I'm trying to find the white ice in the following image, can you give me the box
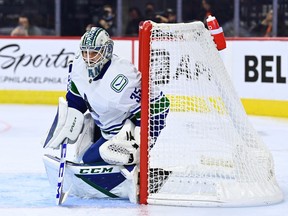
[0,104,287,216]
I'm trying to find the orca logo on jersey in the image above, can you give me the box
[111,74,128,93]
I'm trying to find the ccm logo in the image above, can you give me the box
[70,117,77,132]
[245,55,286,83]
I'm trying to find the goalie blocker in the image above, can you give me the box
[43,97,84,149]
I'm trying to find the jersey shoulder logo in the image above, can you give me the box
[110,74,128,93]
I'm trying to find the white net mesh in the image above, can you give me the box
[146,21,283,206]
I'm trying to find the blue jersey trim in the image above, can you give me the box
[130,105,141,114]
[102,113,134,133]
[66,91,87,113]
[92,60,112,81]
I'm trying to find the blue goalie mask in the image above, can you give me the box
[80,27,114,78]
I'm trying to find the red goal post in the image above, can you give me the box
[138,20,283,207]
[138,21,152,205]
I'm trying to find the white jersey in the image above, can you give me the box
[69,54,141,139]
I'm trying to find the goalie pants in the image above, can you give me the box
[82,125,108,164]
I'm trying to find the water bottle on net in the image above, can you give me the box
[206,15,226,51]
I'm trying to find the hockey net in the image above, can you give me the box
[138,21,283,207]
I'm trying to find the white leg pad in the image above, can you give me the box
[73,113,95,162]
[120,166,139,203]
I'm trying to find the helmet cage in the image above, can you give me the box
[81,46,105,68]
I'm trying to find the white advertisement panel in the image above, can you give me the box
[0,38,77,90]
[0,38,133,91]
[1,37,288,101]
[229,40,288,100]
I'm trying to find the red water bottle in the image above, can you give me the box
[206,15,226,51]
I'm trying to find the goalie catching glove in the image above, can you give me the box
[99,119,140,165]
[43,97,84,149]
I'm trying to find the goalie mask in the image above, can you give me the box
[80,27,114,79]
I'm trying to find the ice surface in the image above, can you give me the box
[0,104,287,216]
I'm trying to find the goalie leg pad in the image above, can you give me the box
[120,165,139,203]
[72,113,96,162]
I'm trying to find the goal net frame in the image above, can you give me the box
[138,20,283,207]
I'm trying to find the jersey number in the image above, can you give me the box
[130,88,141,103]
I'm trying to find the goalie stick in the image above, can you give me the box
[56,138,69,205]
